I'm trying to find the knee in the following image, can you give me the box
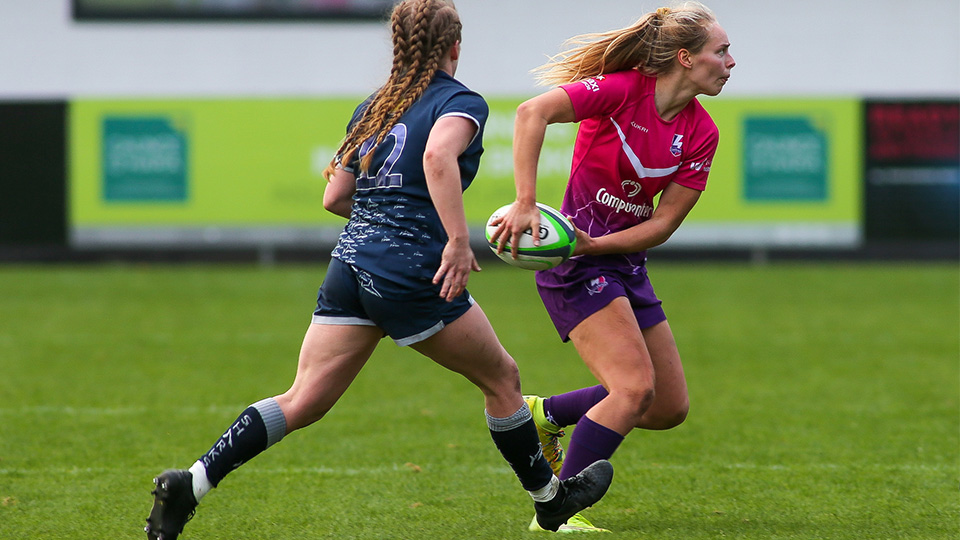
[491,358,522,396]
[609,384,656,423]
[275,392,331,433]
[642,399,689,430]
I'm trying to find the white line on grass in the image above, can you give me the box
[0,463,954,476]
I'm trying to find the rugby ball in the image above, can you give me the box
[484,202,577,270]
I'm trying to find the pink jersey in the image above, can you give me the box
[558,69,719,268]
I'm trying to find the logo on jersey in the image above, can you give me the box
[580,75,605,92]
[670,134,684,157]
[596,188,653,219]
[610,119,680,179]
[621,180,642,197]
[688,158,712,172]
[586,276,608,296]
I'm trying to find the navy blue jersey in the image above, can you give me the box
[331,71,488,296]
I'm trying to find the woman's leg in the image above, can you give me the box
[411,302,524,417]
[411,303,558,493]
[635,320,689,430]
[411,302,615,531]
[199,323,381,490]
[146,323,381,539]
[544,319,688,431]
[568,297,655,435]
[552,298,650,480]
[274,322,383,431]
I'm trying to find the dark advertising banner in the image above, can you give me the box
[864,100,960,241]
[0,102,66,246]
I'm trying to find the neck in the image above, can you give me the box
[653,72,697,122]
[439,57,456,78]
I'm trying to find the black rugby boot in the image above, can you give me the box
[145,469,198,540]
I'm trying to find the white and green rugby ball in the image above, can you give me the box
[484,202,577,271]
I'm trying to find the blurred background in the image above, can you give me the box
[0,0,957,263]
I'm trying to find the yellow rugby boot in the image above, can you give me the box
[524,395,565,476]
[528,511,611,533]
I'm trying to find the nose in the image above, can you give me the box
[727,53,736,69]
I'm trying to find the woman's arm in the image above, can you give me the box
[322,166,357,219]
[575,182,701,256]
[423,115,482,302]
[490,88,576,256]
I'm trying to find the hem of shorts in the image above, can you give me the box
[557,298,666,342]
[556,296,613,343]
[393,293,475,347]
[311,314,377,326]
[394,320,445,347]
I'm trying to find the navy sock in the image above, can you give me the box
[200,398,287,487]
[486,405,556,492]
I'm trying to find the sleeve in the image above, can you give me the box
[672,112,719,192]
[432,88,489,184]
[560,71,640,123]
[438,90,488,136]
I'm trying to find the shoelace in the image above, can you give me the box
[544,429,565,456]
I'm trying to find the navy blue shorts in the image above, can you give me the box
[536,262,666,342]
[313,257,475,347]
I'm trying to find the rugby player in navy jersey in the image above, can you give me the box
[144,2,611,538]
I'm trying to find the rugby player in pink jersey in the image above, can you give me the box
[490,2,735,532]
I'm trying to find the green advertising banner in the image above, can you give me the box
[69,97,861,249]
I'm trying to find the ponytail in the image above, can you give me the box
[533,2,716,86]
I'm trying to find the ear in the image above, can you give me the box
[678,48,693,69]
[450,40,461,61]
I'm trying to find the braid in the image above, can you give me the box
[323,0,461,180]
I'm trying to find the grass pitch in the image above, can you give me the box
[0,261,957,539]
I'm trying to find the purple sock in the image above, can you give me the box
[558,415,624,480]
[543,385,609,428]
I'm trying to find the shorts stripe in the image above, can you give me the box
[394,320,445,347]
[311,314,377,327]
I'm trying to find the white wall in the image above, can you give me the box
[0,0,957,98]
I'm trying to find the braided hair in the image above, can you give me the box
[323,0,462,180]
[533,2,717,86]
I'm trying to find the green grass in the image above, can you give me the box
[0,261,957,539]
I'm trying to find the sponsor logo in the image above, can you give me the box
[596,188,653,219]
[620,180,642,197]
[586,276,608,296]
[631,121,649,133]
[355,268,383,298]
[580,75,605,92]
[688,158,712,172]
[670,134,684,157]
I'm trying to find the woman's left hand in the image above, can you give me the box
[433,237,481,302]
[570,225,594,257]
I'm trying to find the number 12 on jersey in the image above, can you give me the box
[356,123,406,191]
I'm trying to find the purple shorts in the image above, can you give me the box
[535,261,665,342]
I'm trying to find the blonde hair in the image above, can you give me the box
[534,2,717,86]
[323,0,461,180]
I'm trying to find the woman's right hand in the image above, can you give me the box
[488,200,542,260]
